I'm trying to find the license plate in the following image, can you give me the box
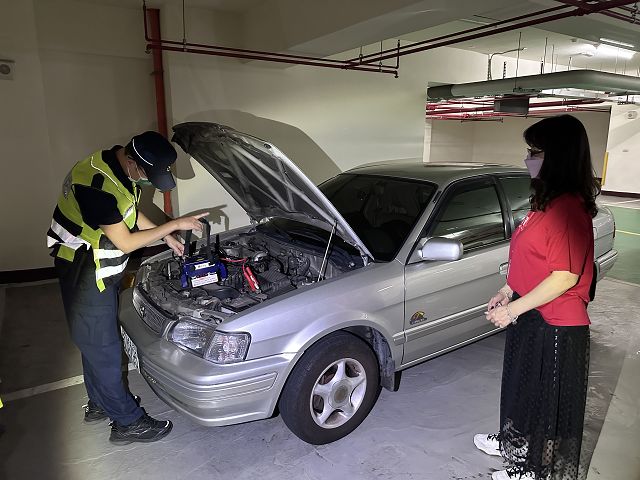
[120,326,140,371]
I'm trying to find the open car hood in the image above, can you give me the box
[172,122,373,260]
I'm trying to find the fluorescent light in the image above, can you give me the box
[600,38,635,49]
[596,43,635,60]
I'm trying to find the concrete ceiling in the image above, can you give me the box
[84,0,640,74]
[79,0,265,13]
[401,20,640,74]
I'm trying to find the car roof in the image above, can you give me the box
[344,160,528,186]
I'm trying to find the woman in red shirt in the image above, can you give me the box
[474,115,599,480]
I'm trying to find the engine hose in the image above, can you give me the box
[242,265,260,292]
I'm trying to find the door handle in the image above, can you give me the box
[499,262,509,275]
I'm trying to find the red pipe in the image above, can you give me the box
[146,7,173,217]
[428,107,609,120]
[140,0,635,79]
[554,0,598,10]
[617,4,638,12]
[357,0,638,65]
[142,3,397,75]
[600,9,640,22]
[426,98,603,116]
[556,0,639,22]
[427,105,609,118]
[145,44,399,75]
[349,5,569,63]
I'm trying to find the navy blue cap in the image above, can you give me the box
[127,131,177,191]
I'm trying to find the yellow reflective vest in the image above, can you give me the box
[47,151,140,291]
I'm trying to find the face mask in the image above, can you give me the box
[127,163,153,187]
[524,152,544,178]
[135,177,153,187]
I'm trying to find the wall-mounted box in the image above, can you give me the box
[0,59,15,80]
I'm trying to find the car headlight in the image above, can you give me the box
[204,331,251,364]
[169,321,214,355]
[135,264,151,288]
[169,322,250,364]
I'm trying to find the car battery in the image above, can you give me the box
[180,219,228,289]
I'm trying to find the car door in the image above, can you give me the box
[498,174,532,231]
[402,176,510,366]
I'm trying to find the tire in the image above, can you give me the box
[279,331,381,445]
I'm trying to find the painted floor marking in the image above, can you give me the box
[2,364,136,403]
[616,230,640,237]
[601,203,640,210]
[601,198,640,205]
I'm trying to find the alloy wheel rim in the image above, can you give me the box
[309,357,367,429]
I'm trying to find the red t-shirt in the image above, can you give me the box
[507,193,594,326]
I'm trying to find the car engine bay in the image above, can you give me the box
[136,226,364,323]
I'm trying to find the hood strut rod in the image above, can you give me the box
[318,221,337,282]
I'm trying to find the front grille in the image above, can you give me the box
[133,288,171,335]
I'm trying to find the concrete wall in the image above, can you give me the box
[0,0,57,271]
[159,4,545,234]
[428,110,612,176]
[603,104,640,195]
[0,0,156,270]
[2,0,617,271]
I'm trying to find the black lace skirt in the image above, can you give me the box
[499,294,590,480]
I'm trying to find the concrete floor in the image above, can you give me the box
[0,198,638,480]
[599,195,640,285]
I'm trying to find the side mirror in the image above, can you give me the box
[418,237,464,261]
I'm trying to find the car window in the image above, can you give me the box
[500,176,532,229]
[429,182,505,250]
[320,174,436,261]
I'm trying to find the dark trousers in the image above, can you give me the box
[56,251,143,426]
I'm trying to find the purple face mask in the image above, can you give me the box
[524,152,544,178]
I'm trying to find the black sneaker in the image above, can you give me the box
[83,395,141,423]
[109,413,173,445]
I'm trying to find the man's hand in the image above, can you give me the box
[101,212,210,255]
[173,212,209,232]
[163,234,184,256]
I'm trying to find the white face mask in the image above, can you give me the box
[524,151,544,178]
[127,163,152,186]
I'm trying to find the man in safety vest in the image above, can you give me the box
[48,131,207,444]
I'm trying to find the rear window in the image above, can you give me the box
[320,174,436,261]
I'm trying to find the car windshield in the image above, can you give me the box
[319,174,437,261]
[256,217,363,265]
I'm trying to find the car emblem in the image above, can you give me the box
[410,311,427,325]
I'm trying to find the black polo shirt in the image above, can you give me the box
[74,146,139,230]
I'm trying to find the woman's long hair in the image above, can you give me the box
[524,114,600,217]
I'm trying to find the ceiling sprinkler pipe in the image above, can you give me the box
[141,1,397,75]
[427,106,609,119]
[425,106,608,117]
[488,47,527,80]
[600,9,640,21]
[426,98,603,115]
[555,0,639,21]
[146,44,398,75]
[350,5,569,64]
[358,0,638,65]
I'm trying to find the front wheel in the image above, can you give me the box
[279,331,381,444]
